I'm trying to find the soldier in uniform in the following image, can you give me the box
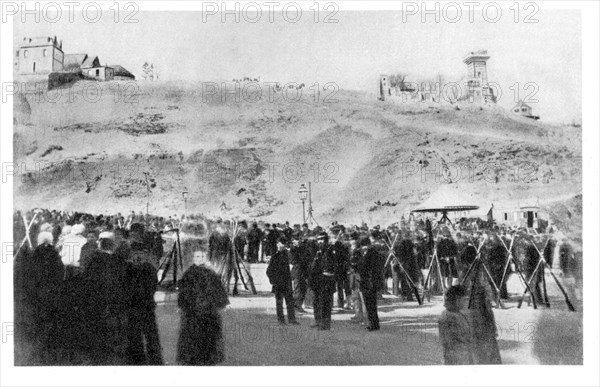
[358,237,383,331]
[329,226,351,309]
[261,223,277,262]
[348,236,366,324]
[289,232,310,313]
[233,222,247,261]
[395,236,421,301]
[124,224,163,365]
[437,233,459,289]
[266,238,299,324]
[246,222,262,263]
[308,232,336,330]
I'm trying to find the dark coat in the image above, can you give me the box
[358,246,384,292]
[233,232,246,257]
[25,244,64,315]
[125,260,157,310]
[394,239,420,282]
[330,241,350,277]
[247,227,262,245]
[437,238,458,258]
[266,250,292,293]
[308,248,325,290]
[84,250,128,315]
[263,229,278,256]
[438,310,473,365]
[177,264,229,366]
[289,242,310,278]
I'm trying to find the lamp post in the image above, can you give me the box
[143,172,150,216]
[182,190,189,213]
[298,184,308,224]
[307,182,314,226]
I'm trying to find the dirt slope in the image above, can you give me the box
[14,81,582,231]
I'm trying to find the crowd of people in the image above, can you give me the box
[12,208,582,365]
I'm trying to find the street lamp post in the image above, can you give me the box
[307,182,314,226]
[143,172,150,216]
[298,184,308,224]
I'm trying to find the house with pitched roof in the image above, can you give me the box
[80,55,114,81]
[512,100,540,120]
[15,36,134,83]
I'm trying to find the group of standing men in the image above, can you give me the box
[264,225,388,332]
[14,222,163,365]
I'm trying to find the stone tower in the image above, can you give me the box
[463,50,489,87]
[379,74,390,101]
[463,50,495,103]
[15,36,64,77]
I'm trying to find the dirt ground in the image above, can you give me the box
[154,264,583,366]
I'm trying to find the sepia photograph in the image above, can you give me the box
[1,1,598,386]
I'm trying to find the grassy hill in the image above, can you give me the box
[14,80,582,233]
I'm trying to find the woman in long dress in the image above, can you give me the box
[177,250,229,365]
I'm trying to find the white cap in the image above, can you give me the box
[71,224,85,235]
[37,231,54,246]
[98,231,115,240]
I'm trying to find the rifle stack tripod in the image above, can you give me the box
[157,228,184,289]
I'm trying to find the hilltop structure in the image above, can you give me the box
[512,100,540,120]
[462,50,496,103]
[14,36,133,83]
[379,49,496,104]
[14,36,64,81]
[490,202,544,229]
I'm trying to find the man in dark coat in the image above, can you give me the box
[266,238,299,324]
[437,236,459,289]
[124,229,163,365]
[262,224,278,262]
[83,232,127,364]
[23,232,65,364]
[523,241,545,305]
[358,238,383,331]
[329,228,351,309]
[233,223,247,261]
[246,222,262,263]
[289,233,310,312]
[308,232,336,330]
[394,238,421,301]
[302,235,319,309]
[483,237,510,300]
[282,222,293,240]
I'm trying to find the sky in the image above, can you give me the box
[13,9,581,123]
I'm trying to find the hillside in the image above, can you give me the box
[14,81,582,233]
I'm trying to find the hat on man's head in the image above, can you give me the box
[330,225,342,234]
[37,231,54,246]
[40,223,53,233]
[277,236,289,246]
[99,231,115,240]
[72,223,85,236]
[369,229,381,240]
[359,237,372,247]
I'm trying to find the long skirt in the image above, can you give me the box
[177,311,224,365]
